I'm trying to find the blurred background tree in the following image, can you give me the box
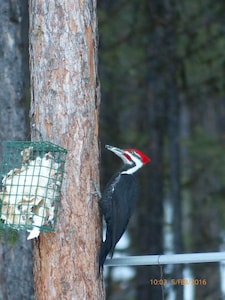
[0,1,34,299]
[98,0,225,299]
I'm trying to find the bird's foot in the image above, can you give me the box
[92,180,102,199]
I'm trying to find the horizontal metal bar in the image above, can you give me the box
[105,252,225,267]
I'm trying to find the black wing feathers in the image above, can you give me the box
[99,173,138,269]
[111,174,137,253]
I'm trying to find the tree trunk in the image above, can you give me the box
[136,1,183,299]
[189,100,222,300]
[0,1,34,299]
[29,1,104,299]
[166,8,184,299]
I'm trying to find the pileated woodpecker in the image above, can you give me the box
[99,145,151,270]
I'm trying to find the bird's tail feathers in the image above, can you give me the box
[99,237,112,272]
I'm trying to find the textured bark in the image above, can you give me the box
[29,1,103,299]
[0,1,34,299]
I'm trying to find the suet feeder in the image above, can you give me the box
[0,141,67,239]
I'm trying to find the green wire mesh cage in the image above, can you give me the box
[0,141,67,240]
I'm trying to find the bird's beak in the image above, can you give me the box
[105,145,124,157]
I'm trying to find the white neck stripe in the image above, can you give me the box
[121,155,143,175]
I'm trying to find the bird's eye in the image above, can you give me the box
[131,151,140,158]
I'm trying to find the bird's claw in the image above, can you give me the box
[92,180,102,199]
